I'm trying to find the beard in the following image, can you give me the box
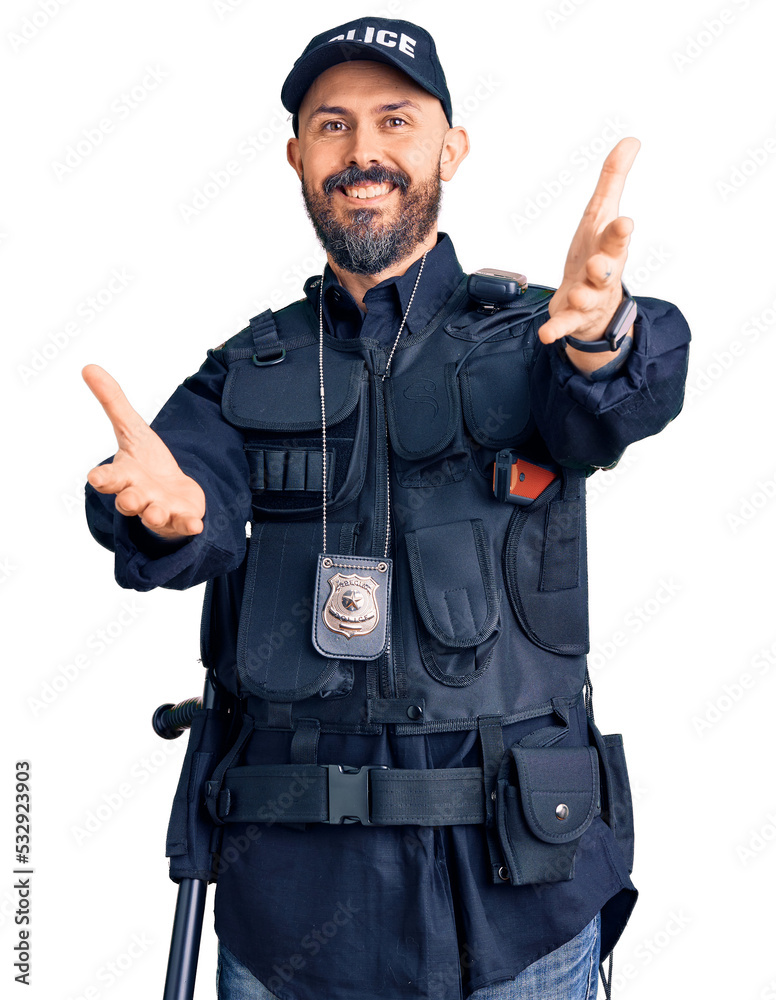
[301,162,443,275]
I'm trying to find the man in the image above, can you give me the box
[83,17,690,1000]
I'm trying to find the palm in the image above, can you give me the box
[83,364,205,539]
[538,137,640,344]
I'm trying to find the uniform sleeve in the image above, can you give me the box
[84,348,253,592]
[529,296,691,470]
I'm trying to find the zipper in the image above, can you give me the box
[370,368,389,557]
[372,352,398,699]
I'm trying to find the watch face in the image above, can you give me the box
[611,298,638,346]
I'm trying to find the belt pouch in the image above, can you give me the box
[588,719,635,873]
[495,744,600,885]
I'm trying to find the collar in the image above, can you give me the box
[303,232,464,341]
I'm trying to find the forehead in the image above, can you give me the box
[299,60,436,117]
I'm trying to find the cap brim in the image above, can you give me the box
[282,41,447,120]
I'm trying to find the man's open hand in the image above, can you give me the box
[83,364,205,540]
[537,137,640,347]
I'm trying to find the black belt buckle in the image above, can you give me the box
[326,764,389,824]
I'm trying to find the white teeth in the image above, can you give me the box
[343,183,393,200]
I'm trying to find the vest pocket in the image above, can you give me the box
[385,361,470,488]
[236,520,356,701]
[502,469,589,654]
[588,720,635,873]
[405,519,501,685]
[495,745,601,885]
[222,352,369,517]
[459,347,533,448]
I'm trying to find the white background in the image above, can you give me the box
[2,0,775,997]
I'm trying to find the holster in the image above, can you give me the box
[165,702,238,883]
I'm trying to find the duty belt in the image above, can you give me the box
[206,763,486,826]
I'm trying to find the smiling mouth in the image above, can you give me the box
[337,182,397,201]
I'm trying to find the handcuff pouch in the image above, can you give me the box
[495,744,600,885]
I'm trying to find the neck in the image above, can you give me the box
[326,230,438,313]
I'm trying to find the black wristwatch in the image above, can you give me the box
[559,284,637,353]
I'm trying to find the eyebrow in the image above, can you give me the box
[307,99,423,121]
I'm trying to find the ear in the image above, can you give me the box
[439,125,470,182]
[287,137,303,181]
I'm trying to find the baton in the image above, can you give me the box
[154,669,221,1000]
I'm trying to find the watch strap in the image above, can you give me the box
[560,284,637,353]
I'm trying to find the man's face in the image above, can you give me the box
[287,61,467,275]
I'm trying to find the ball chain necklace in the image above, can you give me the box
[311,251,428,660]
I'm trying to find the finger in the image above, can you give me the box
[597,215,634,262]
[82,364,148,445]
[87,462,135,495]
[582,137,641,222]
[121,493,203,538]
[171,513,204,537]
[139,502,170,531]
[115,486,153,518]
[566,282,599,312]
[585,252,621,289]
[537,309,591,345]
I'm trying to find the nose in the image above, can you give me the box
[343,124,384,171]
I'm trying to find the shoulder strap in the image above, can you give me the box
[214,308,284,366]
[248,309,283,359]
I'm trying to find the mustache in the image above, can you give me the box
[322,165,410,196]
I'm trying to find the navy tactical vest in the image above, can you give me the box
[172,274,635,894]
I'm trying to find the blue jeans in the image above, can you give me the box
[216,911,601,999]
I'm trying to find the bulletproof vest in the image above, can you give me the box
[202,274,591,734]
[167,273,636,900]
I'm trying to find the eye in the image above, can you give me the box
[385,117,407,128]
[322,120,347,132]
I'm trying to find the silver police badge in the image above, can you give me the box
[323,572,380,638]
[312,554,392,660]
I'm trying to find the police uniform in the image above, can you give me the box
[85,226,690,998]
